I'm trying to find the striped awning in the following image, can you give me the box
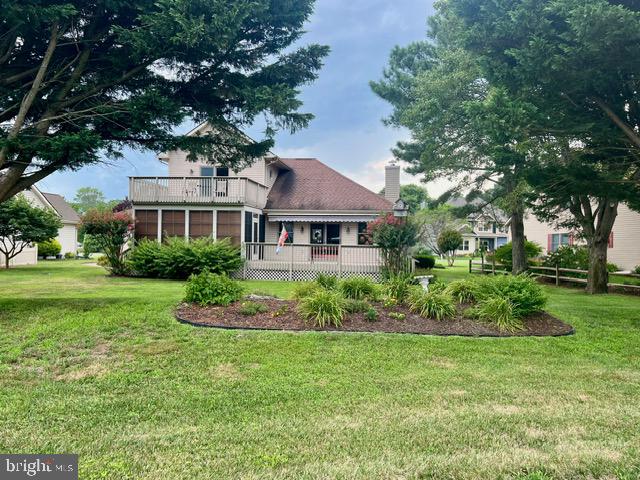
[268,215,378,223]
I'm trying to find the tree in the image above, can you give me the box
[0,1,329,202]
[437,229,463,267]
[371,40,534,275]
[0,195,61,268]
[415,204,465,256]
[367,213,419,277]
[81,210,132,275]
[399,184,431,214]
[71,187,118,215]
[442,0,640,293]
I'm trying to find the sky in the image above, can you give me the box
[38,0,440,202]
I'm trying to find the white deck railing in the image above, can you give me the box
[129,176,268,208]
[241,242,389,281]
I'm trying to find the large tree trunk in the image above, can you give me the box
[510,210,527,275]
[586,238,609,294]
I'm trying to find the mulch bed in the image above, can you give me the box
[175,299,574,338]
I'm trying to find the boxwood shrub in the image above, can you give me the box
[128,237,243,279]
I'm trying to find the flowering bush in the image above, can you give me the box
[81,210,133,275]
[367,213,419,277]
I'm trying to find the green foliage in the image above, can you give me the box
[368,214,419,276]
[82,234,101,255]
[239,301,269,316]
[413,253,436,269]
[388,312,406,321]
[428,281,447,294]
[82,210,132,275]
[493,241,542,268]
[128,237,242,279]
[437,229,463,266]
[475,275,547,318]
[634,266,640,275]
[0,1,329,201]
[184,271,243,306]
[445,279,480,304]
[38,239,61,257]
[399,184,431,214]
[64,252,76,260]
[0,195,62,268]
[292,282,322,300]
[297,290,345,328]
[71,187,119,216]
[471,296,523,333]
[543,246,589,270]
[343,299,370,314]
[364,308,378,322]
[339,276,377,300]
[408,290,456,321]
[384,275,415,303]
[316,273,339,290]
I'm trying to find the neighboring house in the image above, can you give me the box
[128,123,397,279]
[523,203,640,271]
[446,198,510,254]
[0,186,80,267]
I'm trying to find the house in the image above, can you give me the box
[128,123,397,279]
[446,198,510,254]
[522,203,640,271]
[0,186,80,267]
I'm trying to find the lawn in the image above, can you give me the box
[1,261,639,479]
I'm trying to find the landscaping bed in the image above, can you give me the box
[175,299,574,337]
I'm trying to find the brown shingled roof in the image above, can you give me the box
[42,192,81,223]
[265,158,393,211]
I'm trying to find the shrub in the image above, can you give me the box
[292,282,322,300]
[239,301,269,316]
[316,273,339,290]
[384,275,415,303]
[339,276,376,300]
[81,210,132,275]
[64,252,76,259]
[607,263,620,273]
[445,279,480,304]
[475,275,547,317]
[428,280,447,293]
[184,271,243,306]
[343,299,370,314]
[471,296,523,332]
[38,239,61,257]
[298,290,345,328]
[96,255,110,268]
[128,237,242,279]
[389,312,406,320]
[368,213,419,276]
[634,265,640,275]
[365,307,378,322]
[413,253,436,269]
[543,245,588,270]
[492,241,543,268]
[408,290,456,320]
[82,233,102,255]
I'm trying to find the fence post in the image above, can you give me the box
[469,258,472,274]
[492,256,496,275]
[338,245,342,278]
[481,255,485,274]
[289,244,294,281]
[555,264,559,286]
[243,243,247,280]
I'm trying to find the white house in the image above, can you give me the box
[445,198,510,255]
[128,123,398,279]
[0,186,80,267]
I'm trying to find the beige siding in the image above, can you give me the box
[166,149,268,185]
[523,204,640,271]
[0,247,38,267]
[341,223,359,245]
[57,224,78,255]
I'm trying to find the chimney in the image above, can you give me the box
[384,162,401,203]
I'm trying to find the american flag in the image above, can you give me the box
[275,225,289,254]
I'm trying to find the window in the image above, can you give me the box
[357,222,373,245]
[217,211,241,246]
[162,210,185,239]
[134,210,158,241]
[462,240,470,251]
[216,167,229,177]
[278,222,294,244]
[189,211,213,238]
[549,233,570,252]
[200,166,214,177]
[326,224,340,245]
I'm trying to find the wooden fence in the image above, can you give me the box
[469,259,640,291]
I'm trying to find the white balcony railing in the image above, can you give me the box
[129,176,268,208]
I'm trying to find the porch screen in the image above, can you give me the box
[162,210,185,239]
[217,211,241,246]
[134,210,158,241]
[189,211,213,238]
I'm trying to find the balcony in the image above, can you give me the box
[129,176,268,208]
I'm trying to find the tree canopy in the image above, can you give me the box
[0,0,329,202]
[0,195,61,268]
[70,187,118,215]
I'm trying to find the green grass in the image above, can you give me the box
[1,260,640,479]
